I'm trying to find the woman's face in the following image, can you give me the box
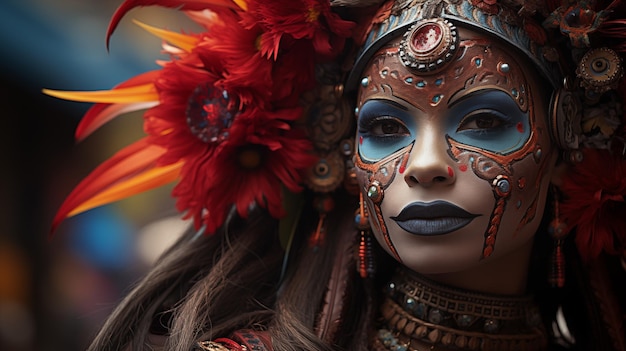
[354,24,557,274]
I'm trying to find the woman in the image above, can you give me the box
[45,0,626,350]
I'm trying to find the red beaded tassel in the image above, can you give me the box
[356,193,375,278]
[548,188,568,288]
[308,195,335,248]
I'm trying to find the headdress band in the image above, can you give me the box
[347,0,561,90]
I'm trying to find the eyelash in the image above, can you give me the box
[456,109,512,133]
[359,115,409,137]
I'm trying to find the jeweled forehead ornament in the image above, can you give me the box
[399,19,458,73]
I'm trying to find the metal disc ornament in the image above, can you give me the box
[399,19,458,74]
[577,47,623,93]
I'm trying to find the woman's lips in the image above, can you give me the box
[390,200,480,236]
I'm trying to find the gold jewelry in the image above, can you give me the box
[195,341,234,351]
[373,267,548,351]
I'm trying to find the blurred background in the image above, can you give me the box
[1,0,200,349]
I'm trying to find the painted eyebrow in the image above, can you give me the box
[448,89,501,108]
[362,98,409,111]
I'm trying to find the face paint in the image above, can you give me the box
[354,23,557,274]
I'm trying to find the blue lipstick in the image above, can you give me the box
[391,201,479,236]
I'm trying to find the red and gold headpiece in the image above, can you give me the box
[47,0,626,262]
[45,0,358,235]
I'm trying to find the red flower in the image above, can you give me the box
[47,0,353,234]
[560,149,626,260]
[243,0,355,59]
[172,108,316,233]
[193,9,274,107]
[145,58,220,165]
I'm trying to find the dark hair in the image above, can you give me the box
[87,191,388,351]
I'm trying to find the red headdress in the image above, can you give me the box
[45,0,358,235]
[46,0,626,264]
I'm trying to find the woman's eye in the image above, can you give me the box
[457,111,505,132]
[369,118,409,136]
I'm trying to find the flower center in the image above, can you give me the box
[238,146,264,169]
[255,34,263,52]
[186,83,239,143]
[306,6,320,23]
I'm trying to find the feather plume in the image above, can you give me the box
[106,0,243,48]
[75,70,161,140]
[50,138,176,234]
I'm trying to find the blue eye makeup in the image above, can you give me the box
[357,90,531,162]
[357,100,416,161]
[446,90,530,154]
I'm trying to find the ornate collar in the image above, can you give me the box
[372,267,547,351]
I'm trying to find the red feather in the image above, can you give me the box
[51,138,167,235]
[106,0,241,48]
[76,70,161,140]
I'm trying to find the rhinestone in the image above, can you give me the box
[416,80,426,88]
[367,181,383,203]
[415,303,427,319]
[456,314,473,328]
[367,186,378,199]
[497,179,510,194]
[405,297,416,310]
[428,309,444,324]
[405,77,414,84]
[361,77,370,87]
[394,345,407,351]
[483,319,500,333]
[186,84,238,143]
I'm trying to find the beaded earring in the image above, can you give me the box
[356,192,375,278]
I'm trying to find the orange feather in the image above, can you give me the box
[51,138,176,234]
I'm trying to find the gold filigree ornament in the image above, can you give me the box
[196,341,233,351]
[304,150,347,193]
[301,79,354,193]
[576,47,624,95]
[302,84,353,152]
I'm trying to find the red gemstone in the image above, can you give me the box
[411,24,442,53]
[186,83,238,143]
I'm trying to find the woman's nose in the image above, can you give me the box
[403,130,456,187]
